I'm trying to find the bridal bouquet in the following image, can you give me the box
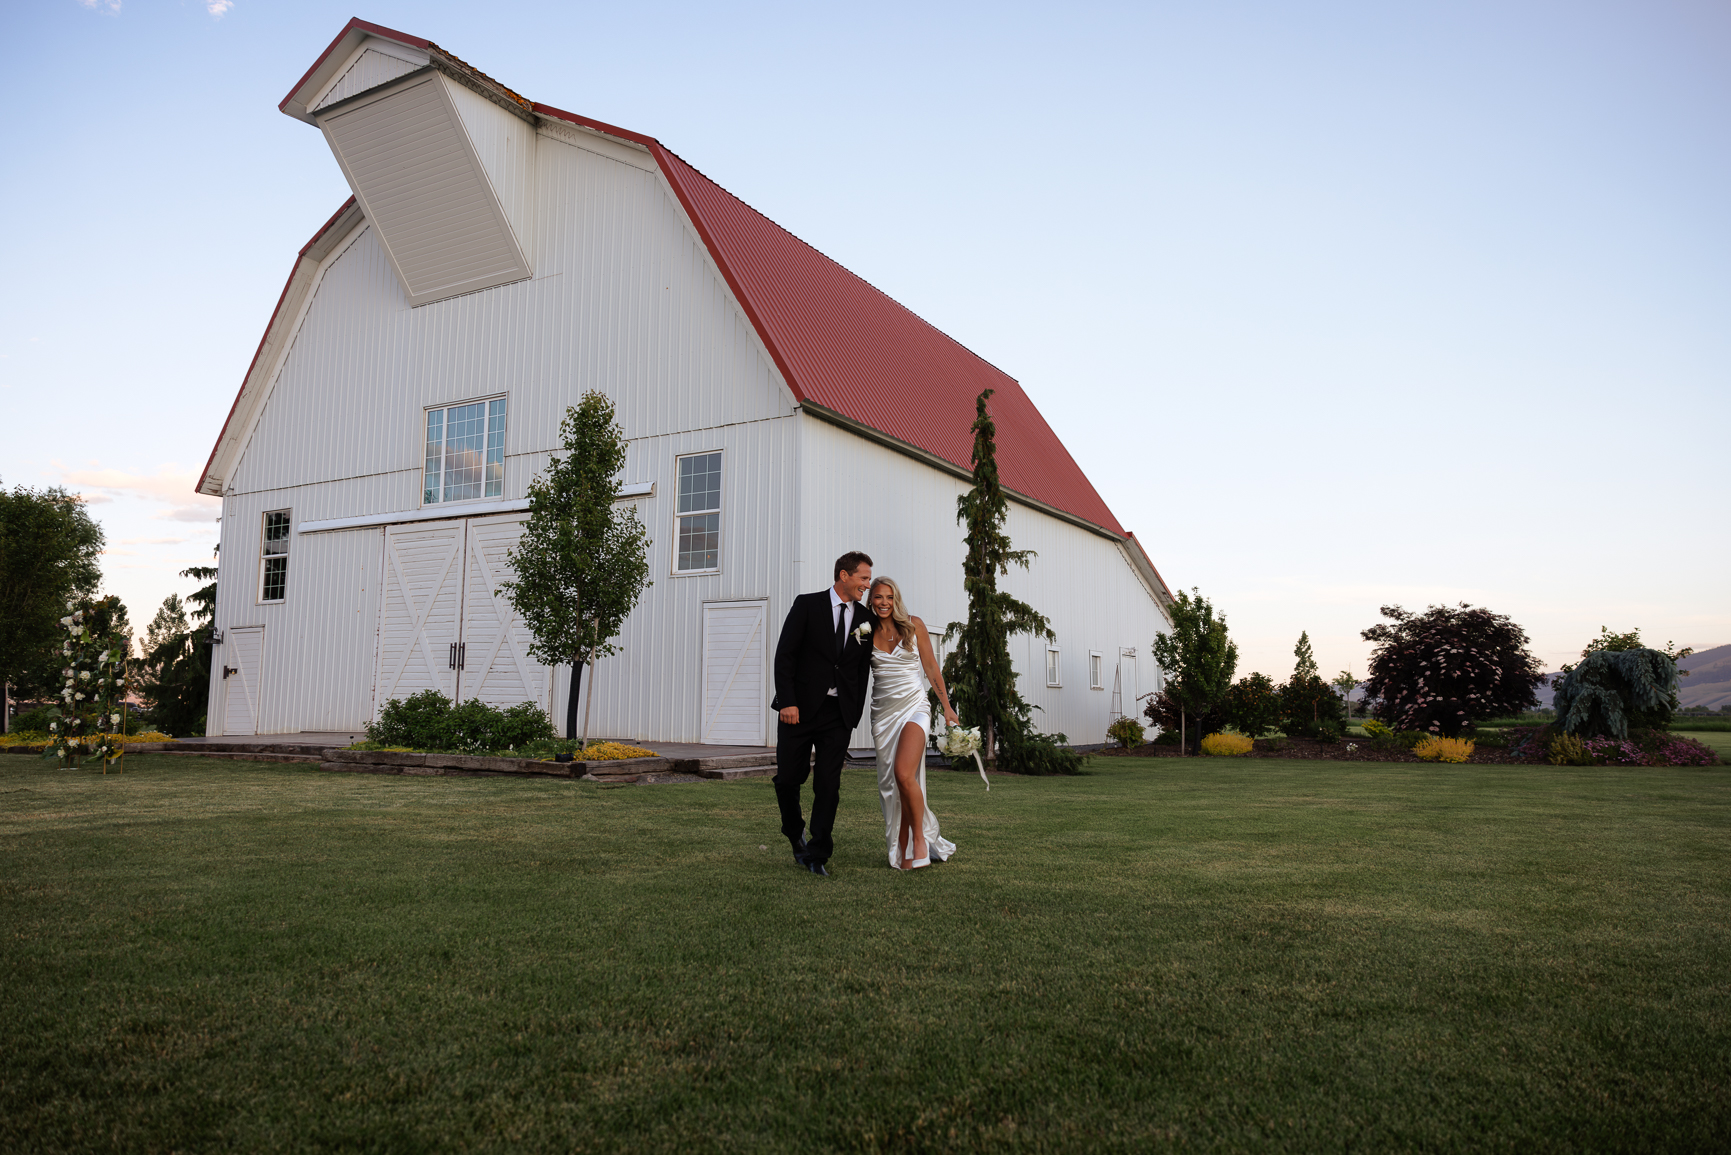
[940,725,989,790]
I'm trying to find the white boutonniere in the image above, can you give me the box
[852,622,872,643]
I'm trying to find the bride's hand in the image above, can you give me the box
[944,706,959,726]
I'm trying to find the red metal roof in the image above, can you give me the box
[254,28,1128,537]
[644,143,1124,536]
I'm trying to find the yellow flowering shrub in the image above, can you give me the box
[1414,736,1474,763]
[579,742,658,762]
[0,730,171,748]
[1361,719,1392,738]
[1200,733,1254,757]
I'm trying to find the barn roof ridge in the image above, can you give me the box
[211,18,1140,549]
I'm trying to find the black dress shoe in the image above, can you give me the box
[804,859,830,877]
[789,833,809,864]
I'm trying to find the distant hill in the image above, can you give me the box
[1679,643,1731,710]
[1532,643,1731,712]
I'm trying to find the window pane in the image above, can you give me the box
[677,452,721,514]
[1047,650,1060,685]
[484,398,507,498]
[262,556,287,602]
[263,510,291,555]
[676,512,719,571]
[423,409,444,503]
[442,401,486,503]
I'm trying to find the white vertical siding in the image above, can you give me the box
[797,418,1168,749]
[311,46,426,112]
[445,80,537,260]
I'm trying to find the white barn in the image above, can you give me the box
[197,18,1174,748]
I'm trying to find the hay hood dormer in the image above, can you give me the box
[281,19,536,306]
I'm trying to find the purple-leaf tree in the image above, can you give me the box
[1361,603,1546,737]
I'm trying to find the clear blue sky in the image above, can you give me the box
[1,0,1725,680]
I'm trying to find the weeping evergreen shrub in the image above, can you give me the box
[1552,648,1678,739]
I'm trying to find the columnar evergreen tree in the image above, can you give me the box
[1292,632,1318,680]
[500,393,652,743]
[942,388,1073,772]
[0,481,104,730]
[1279,630,1344,738]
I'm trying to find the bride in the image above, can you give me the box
[865,577,959,870]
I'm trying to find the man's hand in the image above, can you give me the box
[779,706,800,726]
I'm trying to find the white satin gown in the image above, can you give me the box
[869,638,957,867]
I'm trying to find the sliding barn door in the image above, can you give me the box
[701,600,767,746]
[375,520,465,709]
[458,514,553,713]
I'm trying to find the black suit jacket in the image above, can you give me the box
[772,591,874,730]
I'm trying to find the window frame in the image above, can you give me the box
[1045,646,1062,688]
[421,392,508,508]
[672,449,724,576]
[1089,650,1104,690]
[258,508,291,605]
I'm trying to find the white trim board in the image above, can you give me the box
[297,483,654,535]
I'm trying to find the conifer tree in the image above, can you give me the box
[941,388,1061,768]
[1293,631,1318,680]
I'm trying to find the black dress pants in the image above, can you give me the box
[774,697,850,864]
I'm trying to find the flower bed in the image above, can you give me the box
[1097,725,1719,767]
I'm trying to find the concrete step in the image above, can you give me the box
[672,752,776,772]
[694,763,777,781]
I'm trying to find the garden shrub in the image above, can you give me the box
[1315,721,1342,743]
[1361,719,1392,739]
[575,742,657,761]
[1360,603,1546,737]
[366,691,555,752]
[1415,736,1474,763]
[1280,673,1345,740]
[1106,716,1145,749]
[11,705,57,732]
[1200,733,1253,757]
[1393,730,1429,750]
[1547,733,1593,766]
[1552,648,1679,739]
[1151,727,1180,746]
[1222,673,1282,740]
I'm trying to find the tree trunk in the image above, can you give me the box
[565,656,584,740]
[2,682,8,734]
[579,642,599,752]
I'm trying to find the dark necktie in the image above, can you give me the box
[834,601,848,658]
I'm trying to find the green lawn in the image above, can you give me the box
[3,755,1728,1152]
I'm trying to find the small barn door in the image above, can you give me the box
[701,600,767,746]
[222,627,265,736]
[459,514,552,713]
[376,521,465,708]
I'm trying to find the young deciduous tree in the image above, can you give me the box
[1147,589,1238,753]
[0,482,104,730]
[1361,603,1545,737]
[941,389,1076,773]
[500,393,651,745]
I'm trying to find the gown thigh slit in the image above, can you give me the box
[870,639,957,867]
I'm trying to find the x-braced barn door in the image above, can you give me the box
[221,626,264,735]
[374,516,551,720]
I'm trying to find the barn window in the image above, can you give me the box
[259,509,291,603]
[1089,651,1104,690]
[1046,646,1062,688]
[674,451,722,573]
[423,396,506,504]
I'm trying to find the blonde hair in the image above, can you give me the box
[867,577,917,648]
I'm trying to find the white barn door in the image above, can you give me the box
[701,600,767,746]
[222,626,265,736]
[460,514,552,713]
[376,521,465,708]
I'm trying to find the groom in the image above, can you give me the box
[771,551,875,877]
